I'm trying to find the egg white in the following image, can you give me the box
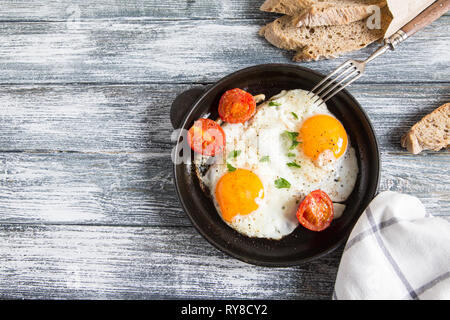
[198,89,358,240]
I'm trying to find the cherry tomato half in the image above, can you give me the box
[218,88,256,123]
[296,190,334,232]
[187,118,226,156]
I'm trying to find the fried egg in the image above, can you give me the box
[198,89,358,240]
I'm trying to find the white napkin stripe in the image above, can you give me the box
[334,212,404,300]
[366,206,419,300]
[334,192,450,299]
[408,271,450,299]
[333,211,417,301]
[334,271,450,301]
[344,216,401,252]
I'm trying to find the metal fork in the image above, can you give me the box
[308,30,408,105]
[308,0,450,105]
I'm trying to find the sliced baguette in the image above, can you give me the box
[401,103,450,154]
[259,13,387,61]
[260,0,385,22]
[292,2,386,27]
[260,0,316,16]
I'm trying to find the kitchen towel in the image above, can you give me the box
[333,191,450,299]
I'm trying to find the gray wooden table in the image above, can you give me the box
[0,1,448,300]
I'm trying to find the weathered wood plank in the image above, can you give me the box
[0,150,448,226]
[0,0,276,21]
[1,0,448,21]
[0,18,448,84]
[0,84,165,153]
[0,152,187,226]
[0,224,341,299]
[379,153,450,215]
[0,83,448,153]
[354,84,450,153]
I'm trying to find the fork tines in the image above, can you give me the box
[309,60,363,105]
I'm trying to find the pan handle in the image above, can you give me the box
[170,87,207,129]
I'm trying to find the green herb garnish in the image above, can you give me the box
[289,141,301,150]
[287,161,301,168]
[260,155,270,162]
[284,131,301,150]
[284,131,299,141]
[228,150,241,159]
[291,112,299,119]
[287,152,296,157]
[274,177,291,189]
[269,101,282,107]
[227,163,236,172]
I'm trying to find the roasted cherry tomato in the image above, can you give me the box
[187,118,226,156]
[218,88,256,123]
[296,190,334,232]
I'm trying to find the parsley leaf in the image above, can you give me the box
[287,161,301,168]
[284,131,299,141]
[284,131,301,150]
[274,177,291,189]
[289,140,301,150]
[291,112,299,119]
[269,101,282,107]
[260,155,270,162]
[227,163,236,172]
[228,150,241,159]
[287,152,296,157]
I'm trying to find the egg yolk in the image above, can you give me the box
[299,114,348,162]
[215,169,264,223]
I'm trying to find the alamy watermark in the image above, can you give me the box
[366,5,382,30]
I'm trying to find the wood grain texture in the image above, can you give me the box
[0,152,185,226]
[0,0,276,21]
[0,150,449,226]
[0,224,342,299]
[0,83,448,153]
[1,0,448,22]
[0,17,448,85]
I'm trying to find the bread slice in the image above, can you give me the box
[260,0,316,15]
[292,2,386,27]
[401,103,450,154]
[260,0,385,26]
[259,13,387,61]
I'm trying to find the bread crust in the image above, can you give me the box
[293,2,386,27]
[260,0,316,15]
[401,103,450,154]
[259,14,385,61]
[260,0,385,16]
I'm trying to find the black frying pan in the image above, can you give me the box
[171,64,380,267]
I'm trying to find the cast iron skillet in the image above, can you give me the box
[171,64,380,267]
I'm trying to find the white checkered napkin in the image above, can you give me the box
[333,191,450,300]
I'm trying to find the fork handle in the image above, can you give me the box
[401,0,449,38]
